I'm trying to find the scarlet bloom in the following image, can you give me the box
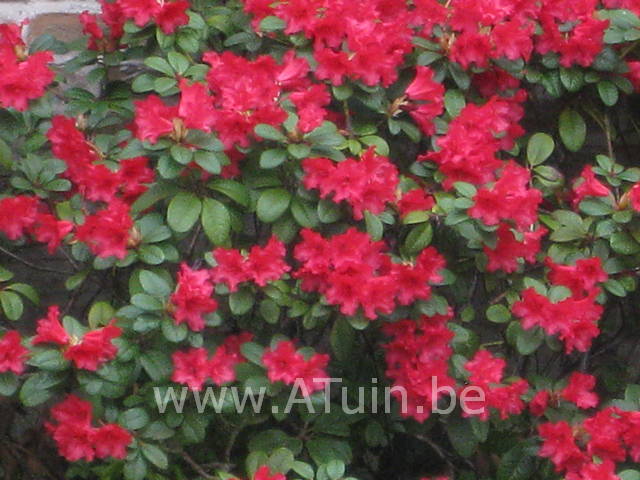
[403,66,445,135]
[0,23,55,111]
[31,213,74,254]
[254,465,286,480]
[75,200,133,259]
[262,340,329,395]
[116,0,189,34]
[172,347,210,391]
[0,330,28,375]
[538,421,586,473]
[32,305,69,346]
[302,148,399,220]
[46,394,132,462]
[171,263,218,331]
[210,236,290,291]
[484,224,547,273]
[64,321,122,371]
[545,256,608,297]
[561,372,599,409]
[571,166,610,208]
[133,78,217,143]
[92,424,133,459]
[529,390,551,417]
[0,195,39,241]
[397,189,435,218]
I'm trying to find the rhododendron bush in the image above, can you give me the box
[3,0,640,478]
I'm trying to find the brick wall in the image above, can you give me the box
[0,0,98,42]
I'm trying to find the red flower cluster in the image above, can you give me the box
[49,116,154,203]
[80,0,125,51]
[571,166,611,209]
[484,223,547,273]
[210,235,290,292]
[244,0,414,87]
[115,0,189,34]
[75,200,134,259]
[302,148,399,220]
[536,0,609,67]
[513,256,608,353]
[0,195,73,253]
[293,228,445,319]
[402,66,445,135]
[46,394,132,462]
[0,330,28,375]
[469,161,542,229]
[460,349,529,421]
[170,263,218,331]
[530,371,599,416]
[231,465,286,480]
[420,93,526,189]
[0,23,55,111]
[134,78,217,144]
[172,332,253,390]
[262,340,329,396]
[539,407,640,479]
[397,188,435,218]
[33,305,121,370]
[382,310,455,422]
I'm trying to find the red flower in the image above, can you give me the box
[246,236,291,287]
[397,189,435,218]
[538,421,586,473]
[529,390,551,416]
[170,263,218,331]
[209,332,253,385]
[465,349,505,385]
[33,305,69,346]
[172,347,210,390]
[32,213,74,254]
[64,322,121,371]
[75,200,133,259]
[0,195,39,241]
[210,236,290,291]
[484,224,547,273]
[571,166,610,208]
[262,340,329,395]
[561,372,599,409]
[0,330,28,375]
[254,465,286,480]
[289,84,331,133]
[92,424,133,459]
[302,148,399,220]
[47,394,132,462]
[546,256,608,297]
[403,66,445,135]
[0,23,55,110]
[116,0,189,34]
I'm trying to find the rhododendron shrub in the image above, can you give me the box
[2,0,640,479]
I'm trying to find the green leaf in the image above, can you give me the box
[497,445,536,480]
[88,301,115,329]
[267,447,295,474]
[559,68,584,92]
[167,192,202,233]
[208,179,250,207]
[620,471,640,480]
[6,283,39,304]
[20,372,61,406]
[167,51,189,74]
[306,437,352,466]
[486,304,511,323]
[144,56,174,76]
[257,188,291,223]
[330,317,355,363]
[0,291,23,321]
[259,15,286,31]
[404,222,433,253]
[202,198,231,245]
[610,231,640,255]
[0,372,19,396]
[140,351,173,381]
[446,416,478,458]
[291,199,320,229]
[0,137,12,169]
[598,80,619,106]
[140,270,172,297]
[364,211,384,241]
[260,149,288,169]
[255,124,287,142]
[161,317,188,342]
[170,144,193,165]
[194,150,222,174]
[558,108,586,152]
[119,407,150,430]
[444,89,466,117]
[124,454,147,480]
[230,289,254,315]
[527,133,555,166]
[141,443,168,469]
[240,342,265,365]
